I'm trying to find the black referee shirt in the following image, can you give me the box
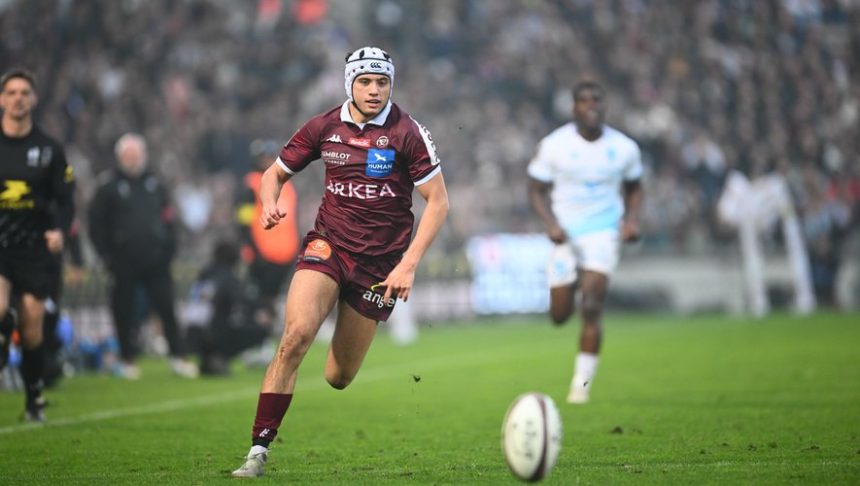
[0,125,74,250]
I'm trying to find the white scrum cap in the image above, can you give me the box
[344,46,394,101]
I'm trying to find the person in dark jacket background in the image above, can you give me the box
[88,133,197,379]
[186,239,271,376]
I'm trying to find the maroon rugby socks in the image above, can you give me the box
[251,392,293,447]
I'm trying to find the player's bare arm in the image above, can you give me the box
[528,177,566,243]
[379,173,449,303]
[258,162,293,230]
[621,179,643,242]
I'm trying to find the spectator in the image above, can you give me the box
[88,133,198,379]
[186,240,270,376]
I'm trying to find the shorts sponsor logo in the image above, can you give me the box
[365,149,395,177]
[348,137,371,148]
[362,290,395,309]
[375,136,389,148]
[303,239,332,262]
[326,181,396,199]
[322,150,351,166]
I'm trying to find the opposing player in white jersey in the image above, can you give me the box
[528,81,643,404]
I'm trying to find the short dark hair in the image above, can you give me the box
[573,80,604,100]
[1,68,37,92]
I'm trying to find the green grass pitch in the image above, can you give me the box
[1,313,858,484]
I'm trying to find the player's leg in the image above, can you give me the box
[565,230,618,404]
[324,301,378,389]
[42,260,65,388]
[549,284,577,325]
[567,270,609,404]
[233,269,339,478]
[261,269,339,393]
[0,276,13,372]
[18,292,47,421]
[578,270,609,353]
[41,297,63,387]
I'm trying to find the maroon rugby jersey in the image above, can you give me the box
[277,101,442,256]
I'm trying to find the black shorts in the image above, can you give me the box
[0,248,60,299]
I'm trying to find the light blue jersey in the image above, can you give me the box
[527,123,642,237]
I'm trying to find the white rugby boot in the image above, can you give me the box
[566,375,591,404]
[232,446,268,478]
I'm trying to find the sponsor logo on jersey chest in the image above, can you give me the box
[365,149,395,177]
[322,150,351,166]
[348,137,371,148]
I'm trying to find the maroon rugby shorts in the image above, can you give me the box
[295,232,401,322]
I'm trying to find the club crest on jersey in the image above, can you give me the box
[348,137,371,148]
[40,146,53,167]
[365,149,395,177]
[375,136,389,148]
[27,147,40,167]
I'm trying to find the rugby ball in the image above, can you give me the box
[501,393,562,482]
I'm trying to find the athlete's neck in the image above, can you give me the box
[577,126,602,142]
[1,116,33,138]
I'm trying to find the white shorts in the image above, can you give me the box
[569,229,620,276]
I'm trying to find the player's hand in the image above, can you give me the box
[621,219,641,243]
[259,204,286,230]
[44,229,64,254]
[377,263,416,303]
[547,224,567,244]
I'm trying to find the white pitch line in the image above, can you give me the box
[0,351,504,436]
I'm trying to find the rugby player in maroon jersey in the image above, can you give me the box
[233,47,449,478]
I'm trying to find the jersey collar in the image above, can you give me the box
[340,100,392,128]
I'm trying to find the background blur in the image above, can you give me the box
[2,0,858,325]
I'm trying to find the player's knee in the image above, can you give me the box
[580,295,603,322]
[324,370,354,390]
[20,325,43,348]
[275,330,312,363]
[550,309,572,326]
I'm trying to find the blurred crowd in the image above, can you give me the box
[1,0,858,286]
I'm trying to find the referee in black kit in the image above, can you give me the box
[0,69,75,422]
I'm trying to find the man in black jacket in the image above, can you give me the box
[88,133,197,379]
